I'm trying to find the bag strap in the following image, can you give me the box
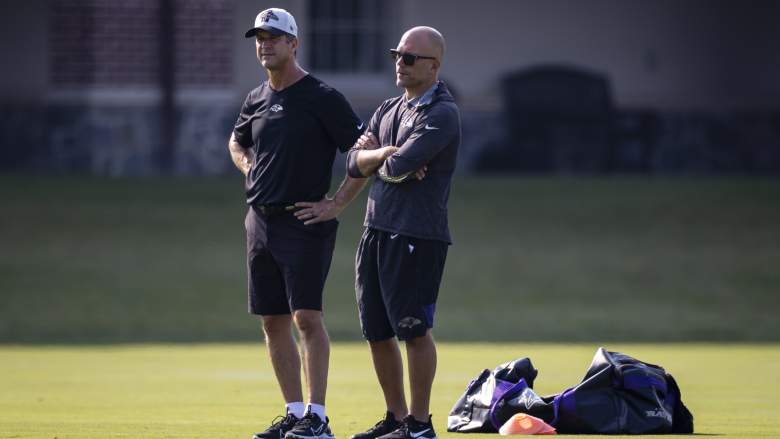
[487,378,529,430]
[549,387,575,427]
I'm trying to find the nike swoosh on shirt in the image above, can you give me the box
[424,124,439,130]
[390,233,399,240]
[410,428,431,438]
[357,122,365,130]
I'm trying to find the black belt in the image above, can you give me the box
[253,204,297,217]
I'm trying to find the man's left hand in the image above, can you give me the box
[414,165,428,180]
[292,197,342,225]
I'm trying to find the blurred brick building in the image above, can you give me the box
[1,0,778,174]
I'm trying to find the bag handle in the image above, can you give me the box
[488,378,529,430]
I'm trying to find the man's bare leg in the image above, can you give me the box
[293,310,330,406]
[406,330,437,422]
[369,338,409,420]
[262,314,304,404]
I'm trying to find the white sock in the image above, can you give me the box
[306,403,326,422]
[286,402,305,418]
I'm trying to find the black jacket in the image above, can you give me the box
[347,81,461,243]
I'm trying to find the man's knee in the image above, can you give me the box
[404,329,434,347]
[368,336,396,350]
[262,314,292,338]
[293,310,324,335]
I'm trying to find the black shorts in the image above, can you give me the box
[245,206,338,315]
[355,227,448,341]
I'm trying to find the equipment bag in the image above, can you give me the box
[446,357,539,432]
[447,347,694,434]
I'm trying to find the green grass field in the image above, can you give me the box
[1,343,779,438]
[1,176,779,437]
[1,175,779,342]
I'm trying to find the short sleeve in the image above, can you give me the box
[317,88,364,152]
[233,91,254,148]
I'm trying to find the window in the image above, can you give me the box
[307,0,388,73]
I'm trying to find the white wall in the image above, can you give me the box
[404,0,780,111]
[3,0,777,112]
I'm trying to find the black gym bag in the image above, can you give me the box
[447,347,694,434]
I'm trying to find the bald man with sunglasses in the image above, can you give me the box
[346,27,461,439]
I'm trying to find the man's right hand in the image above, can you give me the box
[228,133,254,176]
[355,132,380,150]
[241,151,254,176]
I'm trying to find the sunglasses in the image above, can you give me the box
[389,49,436,66]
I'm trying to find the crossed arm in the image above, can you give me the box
[295,133,426,225]
[347,132,426,181]
[225,131,422,226]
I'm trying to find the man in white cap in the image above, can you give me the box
[228,7,368,439]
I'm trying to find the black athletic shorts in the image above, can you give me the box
[355,227,448,341]
[244,206,338,315]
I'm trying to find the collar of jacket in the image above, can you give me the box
[405,80,455,109]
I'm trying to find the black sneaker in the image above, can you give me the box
[377,415,437,439]
[351,412,403,439]
[285,412,335,439]
[253,413,300,439]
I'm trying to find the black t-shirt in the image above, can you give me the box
[233,74,363,206]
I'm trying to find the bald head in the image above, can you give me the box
[401,26,445,61]
[394,26,446,97]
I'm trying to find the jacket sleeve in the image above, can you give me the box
[377,105,458,183]
[346,148,364,178]
[346,105,383,178]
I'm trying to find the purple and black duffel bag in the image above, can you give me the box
[447,347,694,434]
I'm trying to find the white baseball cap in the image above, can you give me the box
[244,8,298,38]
